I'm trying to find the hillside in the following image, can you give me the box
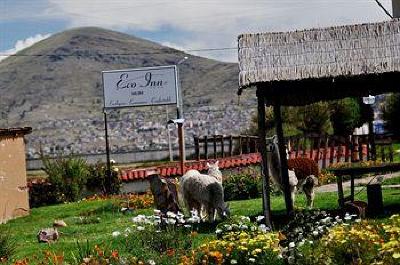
[0,27,256,158]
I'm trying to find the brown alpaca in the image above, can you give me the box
[288,158,319,208]
[266,136,319,208]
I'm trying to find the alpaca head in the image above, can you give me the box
[217,202,230,220]
[207,161,222,181]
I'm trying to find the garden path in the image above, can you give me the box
[316,171,400,193]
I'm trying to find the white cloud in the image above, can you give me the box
[45,0,392,62]
[0,33,51,62]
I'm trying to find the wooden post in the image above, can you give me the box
[220,135,224,158]
[273,99,293,215]
[322,136,328,169]
[329,138,335,166]
[393,0,400,18]
[337,174,345,208]
[257,89,272,228]
[350,174,355,202]
[229,136,233,157]
[204,136,208,160]
[238,135,243,155]
[213,135,217,159]
[194,136,200,161]
[103,111,112,194]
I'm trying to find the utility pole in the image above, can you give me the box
[176,56,188,175]
[393,0,400,18]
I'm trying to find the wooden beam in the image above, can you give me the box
[256,88,272,228]
[273,99,294,215]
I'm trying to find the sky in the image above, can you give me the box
[0,0,394,62]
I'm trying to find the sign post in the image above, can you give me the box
[102,65,181,190]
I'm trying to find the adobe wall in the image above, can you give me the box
[0,136,29,223]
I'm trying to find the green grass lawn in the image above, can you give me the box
[383,175,400,185]
[2,189,399,263]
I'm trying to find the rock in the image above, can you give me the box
[53,219,67,227]
[37,228,60,243]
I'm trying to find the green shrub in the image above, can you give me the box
[42,155,90,202]
[0,227,15,263]
[28,181,58,208]
[224,167,262,201]
[86,161,121,195]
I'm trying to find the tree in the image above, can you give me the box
[329,98,362,136]
[383,93,400,136]
[298,102,332,135]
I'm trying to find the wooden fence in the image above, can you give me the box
[193,134,395,168]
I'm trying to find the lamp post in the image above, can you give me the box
[363,95,376,161]
[176,56,188,174]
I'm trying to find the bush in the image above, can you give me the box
[86,161,121,195]
[224,167,262,201]
[42,155,90,202]
[0,227,15,263]
[28,181,58,208]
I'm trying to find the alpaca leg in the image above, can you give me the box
[305,189,315,209]
[290,186,297,209]
[207,206,216,222]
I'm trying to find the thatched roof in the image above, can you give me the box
[238,19,400,106]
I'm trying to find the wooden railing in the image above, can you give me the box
[193,135,258,160]
[193,134,395,168]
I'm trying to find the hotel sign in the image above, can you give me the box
[102,65,178,109]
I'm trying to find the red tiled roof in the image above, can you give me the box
[120,153,262,182]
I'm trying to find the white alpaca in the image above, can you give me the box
[180,171,229,222]
[266,136,318,208]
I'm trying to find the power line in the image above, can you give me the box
[374,0,393,18]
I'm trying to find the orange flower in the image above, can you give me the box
[166,248,176,257]
[111,250,119,259]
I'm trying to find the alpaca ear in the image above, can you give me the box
[215,161,219,167]
[206,162,210,168]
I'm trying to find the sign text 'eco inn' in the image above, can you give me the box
[102,66,178,109]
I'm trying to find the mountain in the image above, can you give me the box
[0,27,256,159]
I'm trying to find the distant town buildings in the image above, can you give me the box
[25,104,257,159]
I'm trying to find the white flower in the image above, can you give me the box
[167,211,176,218]
[137,226,145,231]
[124,228,131,234]
[177,211,184,218]
[289,242,295,248]
[256,216,265,222]
[147,259,156,265]
[121,207,128,212]
[240,216,250,222]
[190,209,199,217]
[298,240,305,247]
[154,209,161,215]
[132,215,147,224]
[355,219,361,223]
[230,259,238,264]
[215,229,222,234]
[278,254,283,259]
[184,224,191,228]
[224,225,232,231]
[112,231,121,237]
[258,224,269,233]
[308,240,313,244]
[248,258,256,263]
[344,215,352,221]
[166,218,176,225]
[312,231,319,236]
[240,225,248,230]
